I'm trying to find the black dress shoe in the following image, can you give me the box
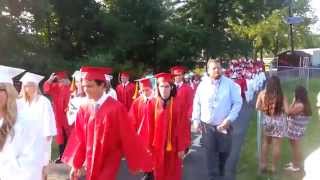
[54,158,62,164]
[141,172,154,180]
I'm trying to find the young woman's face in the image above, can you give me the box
[23,82,37,96]
[0,89,8,110]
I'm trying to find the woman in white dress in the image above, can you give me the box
[0,67,44,180]
[17,72,57,180]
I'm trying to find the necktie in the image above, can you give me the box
[94,103,100,113]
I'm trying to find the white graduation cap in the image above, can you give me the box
[72,70,82,81]
[0,65,26,84]
[20,72,45,85]
[105,74,113,82]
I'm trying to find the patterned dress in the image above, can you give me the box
[262,114,287,138]
[286,115,310,140]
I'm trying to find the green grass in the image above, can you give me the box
[237,78,320,180]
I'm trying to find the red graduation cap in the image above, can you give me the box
[170,66,187,76]
[120,71,130,78]
[55,71,68,79]
[135,77,152,88]
[154,73,172,83]
[80,66,112,81]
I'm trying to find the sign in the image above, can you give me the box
[285,16,304,25]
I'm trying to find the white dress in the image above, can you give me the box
[0,114,44,180]
[17,95,57,166]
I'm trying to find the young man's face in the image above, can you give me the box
[82,80,105,101]
[208,62,222,80]
[158,81,171,100]
[121,76,129,84]
[141,86,153,98]
[174,73,184,84]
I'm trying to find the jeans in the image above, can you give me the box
[201,122,232,180]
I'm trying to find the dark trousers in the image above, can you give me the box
[201,122,232,180]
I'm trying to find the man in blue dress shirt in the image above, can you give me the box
[192,59,243,180]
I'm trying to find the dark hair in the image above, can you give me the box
[157,82,177,98]
[263,76,284,116]
[294,85,312,116]
[94,80,107,87]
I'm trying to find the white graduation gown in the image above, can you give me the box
[304,147,320,180]
[0,115,44,180]
[107,88,117,100]
[67,95,87,125]
[17,95,57,166]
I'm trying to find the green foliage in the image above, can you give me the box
[0,0,318,74]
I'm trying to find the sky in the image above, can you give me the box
[310,0,320,34]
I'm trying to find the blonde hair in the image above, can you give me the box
[0,83,18,151]
[18,82,41,104]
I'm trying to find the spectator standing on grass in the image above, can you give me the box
[284,86,312,172]
[256,76,289,173]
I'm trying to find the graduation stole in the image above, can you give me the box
[153,97,173,151]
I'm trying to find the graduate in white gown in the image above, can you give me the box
[0,66,44,180]
[67,70,87,126]
[105,74,117,100]
[17,72,57,180]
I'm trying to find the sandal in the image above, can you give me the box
[284,165,301,172]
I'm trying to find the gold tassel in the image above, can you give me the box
[70,77,76,92]
[132,82,139,99]
[166,97,173,151]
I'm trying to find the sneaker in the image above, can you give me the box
[284,165,300,172]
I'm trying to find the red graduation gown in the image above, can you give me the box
[43,81,71,144]
[62,97,153,180]
[175,83,193,149]
[129,96,155,149]
[235,77,247,99]
[116,82,136,110]
[151,97,190,180]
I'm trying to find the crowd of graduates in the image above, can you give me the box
[0,59,267,180]
[8,58,320,180]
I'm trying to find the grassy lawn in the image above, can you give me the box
[237,78,320,180]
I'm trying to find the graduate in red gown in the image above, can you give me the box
[234,74,247,100]
[150,73,190,180]
[116,72,136,110]
[62,66,153,180]
[170,66,193,151]
[129,77,155,145]
[129,77,155,180]
[43,71,71,163]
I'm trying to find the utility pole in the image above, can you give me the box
[289,0,294,54]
